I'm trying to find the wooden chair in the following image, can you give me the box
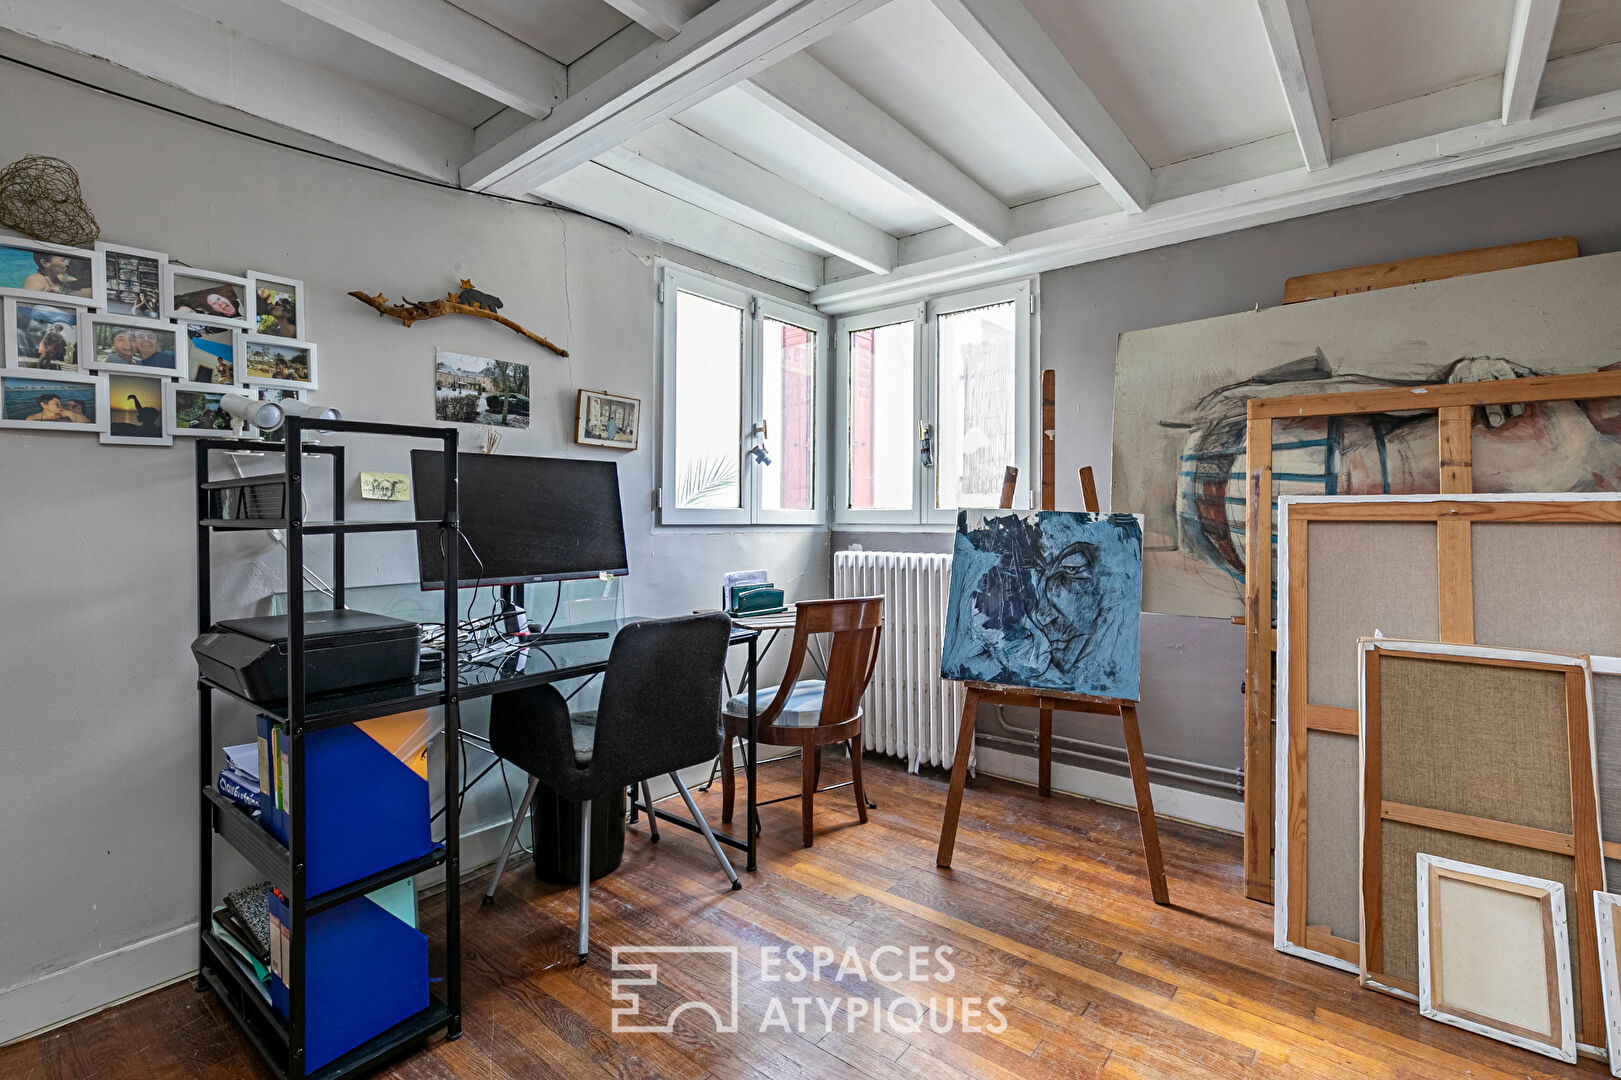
[720,596,883,847]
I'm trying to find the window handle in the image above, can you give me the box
[919,422,934,469]
[748,421,772,466]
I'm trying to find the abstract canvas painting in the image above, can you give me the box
[941,510,1144,700]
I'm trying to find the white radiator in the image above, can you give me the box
[834,550,968,771]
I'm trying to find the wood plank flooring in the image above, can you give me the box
[2,755,1607,1079]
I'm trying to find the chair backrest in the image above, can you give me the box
[589,611,734,784]
[764,596,884,729]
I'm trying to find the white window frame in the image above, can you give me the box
[834,279,1035,527]
[657,263,828,526]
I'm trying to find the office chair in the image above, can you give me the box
[483,612,738,963]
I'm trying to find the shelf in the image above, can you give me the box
[200,676,446,729]
[308,997,452,1080]
[198,518,443,534]
[199,931,288,1048]
[308,846,446,915]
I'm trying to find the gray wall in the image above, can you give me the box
[838,145,1621,802]
[0,59,827,1038]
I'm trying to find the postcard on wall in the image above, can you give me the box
[434,350,529,429]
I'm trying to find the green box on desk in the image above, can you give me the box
[728,583,785,617]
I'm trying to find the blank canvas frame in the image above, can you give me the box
[1358,639,1603,1049]
[1417,854,1574,1063]
[1591,891,1621,1076]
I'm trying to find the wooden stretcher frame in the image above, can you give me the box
[1417,854,1574,1063]
[1273,492,1621,974]
[1357,638,1603,1049]
[1242,367,1621,901]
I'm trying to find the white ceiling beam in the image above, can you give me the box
[2,0,469,182]
[1256,0,1332,170]
[811,87,1621,313]
[598,0,690,41]
[540,163,825,289]
[1502,0,1562,123]
[929,0,1150,212]
[602,124,897,272]
[266,0,565,117]
[460,0,887,196]
[742,54,1012,247]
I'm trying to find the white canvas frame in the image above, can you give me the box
[3,297,85,371]
[0,234,97,306]
[101,372,173,446]
[241,336,318,390]
[167,267,254,329]
[0,368,107,431]
[93,241,170,319]
[1594,891,1621,1076]
[81,313,184,377]
[179,322,243,386]
[168,381,251,437]
[245,271,304,338]
[1417,853,1575,1063]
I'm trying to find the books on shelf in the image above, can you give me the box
[217,767,260,810]
[224,880,272,958]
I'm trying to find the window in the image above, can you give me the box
[659,265,827,525]
[835,281,1033,525]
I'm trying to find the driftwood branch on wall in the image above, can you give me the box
[348,286,569,357]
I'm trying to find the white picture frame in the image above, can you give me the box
[101,371,174,446]
[93,241,170,319]
[241,335,317,389]
[1417,853,1574,1063]
[3,297,86,371]
[179,321,243,386]
[0,233,97,306]
[245,272,304,339]
[81,313,184,377]
[0,368,107,431]
[167,266,254,330]
[169,381,252,437]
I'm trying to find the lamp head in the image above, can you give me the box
[219,394,284,431]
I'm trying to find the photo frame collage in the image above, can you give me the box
[0,231,318,446]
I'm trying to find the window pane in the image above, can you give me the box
[761,318,815,512]
[935,301,1017,509]
[847,321,914,510]
[673,290,742,509]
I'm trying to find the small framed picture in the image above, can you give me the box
[575,389,640,449]
[180,321,241,385]
[169,381,251,436]
[247,272,303,339]
[0,234,97,305]
[83,314,184,376]
[244,382,303,439]
[168,267,254,329]
[103,371,173,445]
[4,297,84,370]
[94,241,169,319]
[242,335,316,388]
[0,370,106,431]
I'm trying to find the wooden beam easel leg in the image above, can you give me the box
[1038,707,1053,796]
[937,686,981,868]
[1121,702,1170,905]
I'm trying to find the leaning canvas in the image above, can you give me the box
[941,510,1144,700]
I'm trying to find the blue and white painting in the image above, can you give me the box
[941,510,1144,700]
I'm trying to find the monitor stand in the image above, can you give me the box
[496,584,609,645]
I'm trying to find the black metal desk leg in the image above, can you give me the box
[747,634,758,872]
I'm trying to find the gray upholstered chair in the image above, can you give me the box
[482,612,738,962]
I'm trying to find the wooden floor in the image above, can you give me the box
[3,755,1608,1080]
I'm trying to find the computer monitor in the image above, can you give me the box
[410,451,629,590]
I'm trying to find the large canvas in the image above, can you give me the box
[941,510,1143,700]
[1111,250,1621,617]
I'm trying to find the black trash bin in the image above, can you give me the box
[530,782,625,884]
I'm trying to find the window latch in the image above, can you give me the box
[919,422,934,469]
[747,420,772,466]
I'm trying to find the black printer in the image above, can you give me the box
[191,609,422,703]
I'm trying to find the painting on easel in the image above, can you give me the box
[941,510,1144,700]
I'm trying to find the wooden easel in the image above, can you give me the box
[935,401,1170,903]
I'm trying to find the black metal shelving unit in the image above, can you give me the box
[195,418,462,1080]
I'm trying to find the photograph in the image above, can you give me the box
[575,389,640,449]
[103,372,172,445]
[242,336,316,388]
[0,236,96,305]
[168,268,253,329]
[4,298,83,370]
[248,272,302,338]
[182,322,238,385]
[84,315,183,376]
[0,371,106,431]
[169,382,250,436]
[94,242,168,318]
[434,349,528,429]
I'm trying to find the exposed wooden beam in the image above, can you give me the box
[1503,0,1562,123]
[1256,0,1332,170]
[2,0,469,182]
[929,0,1150,212]
[539,163,825,290]
[598,0,690,41]
[742,54,1012,247]
[602,123,898,272]
[460,0,886,196]
[266,0,565,117]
